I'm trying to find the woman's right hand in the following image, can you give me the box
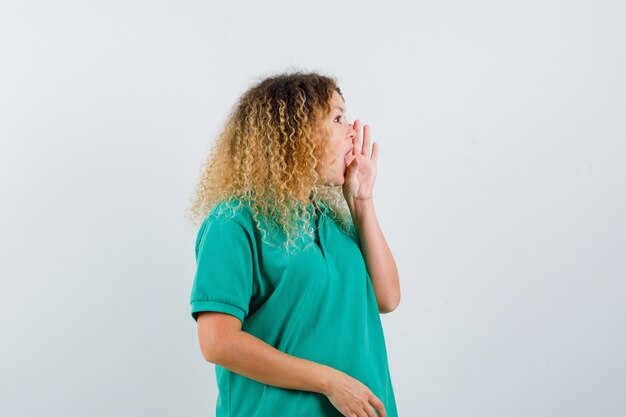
[322,368,387,417]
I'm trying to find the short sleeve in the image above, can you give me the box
[190,213,254,324]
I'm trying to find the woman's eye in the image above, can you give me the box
[334,115,344,123]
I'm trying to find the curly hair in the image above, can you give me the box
[185,70,356,253]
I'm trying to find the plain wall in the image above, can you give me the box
[1,0,624,416]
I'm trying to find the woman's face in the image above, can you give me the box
[317,91,356,186]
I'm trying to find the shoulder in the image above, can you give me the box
[195,199,256,252]
[208,199,255,226]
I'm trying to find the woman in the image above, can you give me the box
[187,71,400,417]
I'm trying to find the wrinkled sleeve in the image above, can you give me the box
[190,214,254,324]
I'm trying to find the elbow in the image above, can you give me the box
[379,291,401,314]
[199,332,225,364]
[377,273,401,314]
[201,335,236,364]
[201,343,223,364]
[203,340,236,365]
[378,296,400,314]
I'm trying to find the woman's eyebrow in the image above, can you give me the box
[333,106,345,112]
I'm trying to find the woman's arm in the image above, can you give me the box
[198,312,331,393]
[347,197,401,313]
[197,312,388,416]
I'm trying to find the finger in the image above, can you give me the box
[353,119,363,155]
[371,142,378,160]
[345,152,356,167]
[363,403,378,417]
[369,395,387,417]
[362,124,371,156]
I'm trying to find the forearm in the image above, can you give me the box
[208,329,337,395]
[347,197,400,312]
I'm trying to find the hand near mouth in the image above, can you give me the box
[343,119,378,203]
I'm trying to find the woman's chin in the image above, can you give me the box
[323,177,344,187]
[321,169,346,186]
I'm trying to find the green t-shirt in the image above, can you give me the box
[190,199,398,417]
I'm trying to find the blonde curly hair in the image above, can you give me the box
[185,70,356,252]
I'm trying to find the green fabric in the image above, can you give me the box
[190,199,398,417]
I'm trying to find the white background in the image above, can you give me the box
[1,1,624,416]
